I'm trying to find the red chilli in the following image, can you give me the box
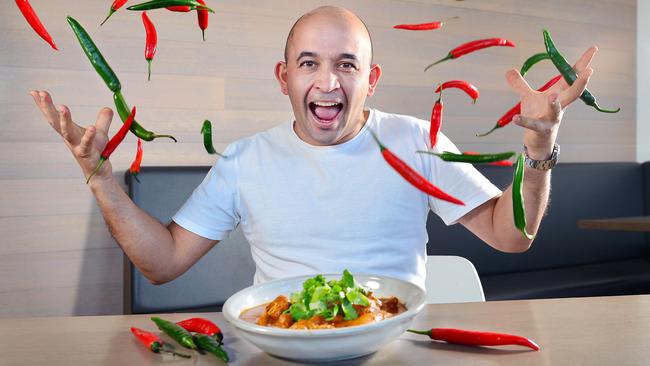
[177,317,223,344]
[101,0,129,26]
[436,80,479,103]
[129,138,143,182]
[86,106,136,184]
[142,11,158,81]
[369,130,464,206]
[477,74,562,137]
[130,327,191,358]
[425,38,515,71]
[430,87,443,149]
[166,5,192,12]
[15,0,58,50]
[393,16,458,31]
[196,0,209,41]
[408,328,540,351]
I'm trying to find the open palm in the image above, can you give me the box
[31,90,114,181]
[505,46,597,151]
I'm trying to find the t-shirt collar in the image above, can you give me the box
[288,108,375,151]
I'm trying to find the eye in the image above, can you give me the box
[338,62,358,71]
[299,60,316,68]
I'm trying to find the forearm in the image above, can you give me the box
[89,175,179,283]
[488,125,555,252]
[491,165,550,252]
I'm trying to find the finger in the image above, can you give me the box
[77,126,96,159]
[95,107,114,136]
[572,46,598,74]
[513,115,554,135]
[505,69,533,98]
[559,67,593,107]
[34,91,62,134]
[58,105,83,145]
[29,90,39,104]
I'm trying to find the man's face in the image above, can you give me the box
[275,14,381,146]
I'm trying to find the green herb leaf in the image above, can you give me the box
[346,289,370,306]
[341,269,355,289]
[289,302,312,320]
[341,298,358,320]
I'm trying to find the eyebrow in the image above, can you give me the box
[296,52,360,63]
[296,51,317,63]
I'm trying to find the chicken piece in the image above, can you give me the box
[265,295,291,320]
[274,313,295,328]
[379,296,407,314]
[380,296,400,314]
[256,295,291,326]
[289,320,310,330]
[257,312,270,326]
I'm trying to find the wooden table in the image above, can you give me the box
[3,295,650,365]
[578,216,650,232]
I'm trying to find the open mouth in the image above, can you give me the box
[309,101,344,127]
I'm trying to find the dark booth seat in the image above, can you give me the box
[426,162,650,300]
[124,167,254,314]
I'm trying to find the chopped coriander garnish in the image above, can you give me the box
[287,269,370,321]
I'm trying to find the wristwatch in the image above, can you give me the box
[524,144,560,171]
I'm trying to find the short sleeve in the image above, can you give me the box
[172,144,240,240]
[428,134,503,226]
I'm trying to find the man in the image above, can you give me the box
[30,6,595,289]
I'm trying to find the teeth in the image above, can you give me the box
[313,102,340,107]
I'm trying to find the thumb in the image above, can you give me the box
[513,115,552,134]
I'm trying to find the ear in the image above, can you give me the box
[274,61,289,95]
[367,63,382,96]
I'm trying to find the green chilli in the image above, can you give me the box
[113,92,177,142]
[513,153,535,240]
[67,16,121,93]
[417,150,516,164]
[194,333,230,363]
[127,0,215,13]
[543,29,620,113]
[520,52,550,77]
[151,317,197,350]
[201,120,227,158]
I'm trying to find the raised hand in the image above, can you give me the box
[30,90,114,183]
[505,46,597,156]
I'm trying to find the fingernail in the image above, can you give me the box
[58,106,65,113]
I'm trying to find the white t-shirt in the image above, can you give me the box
[173,109,501,288]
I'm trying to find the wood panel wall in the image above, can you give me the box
[0,0,635,317]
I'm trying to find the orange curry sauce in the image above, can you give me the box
[240,293,406,329]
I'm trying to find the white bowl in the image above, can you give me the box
[223,273,426,362]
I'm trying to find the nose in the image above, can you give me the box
[314,67,340,93]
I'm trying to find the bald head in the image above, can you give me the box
[283,6,373,64]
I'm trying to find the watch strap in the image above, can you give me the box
[524,144,560,171]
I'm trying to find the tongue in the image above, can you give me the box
[314,105,340,120]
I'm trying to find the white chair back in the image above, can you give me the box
[425,255,485,304]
